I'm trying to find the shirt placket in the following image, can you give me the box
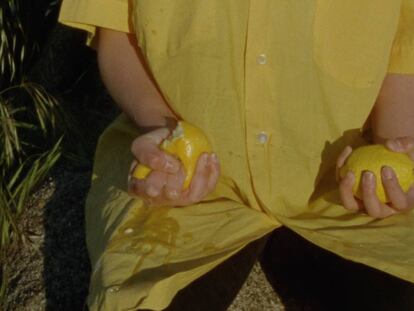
[244,1,273,203]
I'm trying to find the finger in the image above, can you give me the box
[381,166,409,211]
[140,127,171,145]
[187,153,210,203]
[165,166,186,200]
[128,173,186,207]
[361,171,396,218]
[336,146,353,168]
[336,146,352,181]
[194,153,220,199]
[128,176,159,206]
[128,177,147,198]
[144,170,169,198]
[204,153,221,195]
[131,129,180,173]
[339,171,360,211]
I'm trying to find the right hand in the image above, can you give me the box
[128,127,221,207]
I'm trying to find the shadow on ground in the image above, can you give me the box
[42,168,92,311]
[38,24,116,311]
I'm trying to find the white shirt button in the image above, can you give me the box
[124,228,134,234]
[256,54,267,65]
[256,132,268,144]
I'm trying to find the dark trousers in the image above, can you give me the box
[165,227,414,311]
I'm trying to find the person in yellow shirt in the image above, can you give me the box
[59,1,414,310]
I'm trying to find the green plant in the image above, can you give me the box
[0,0,63,249]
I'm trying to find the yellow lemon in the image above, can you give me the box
[339,144,414,203]
[133,121,212,189]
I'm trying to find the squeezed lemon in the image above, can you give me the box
[133,121,212,189]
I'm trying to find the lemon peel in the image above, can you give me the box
[133,121,212,189]
[339,144,414,203]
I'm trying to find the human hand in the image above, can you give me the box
[337,137,414,218]
[128,128,220,207]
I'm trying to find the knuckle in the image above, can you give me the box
[148,155,163,169]
[131,136,149,153]
[145,184,160,197]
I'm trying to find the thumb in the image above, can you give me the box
[131,128,180,173]
[385,136,414,159]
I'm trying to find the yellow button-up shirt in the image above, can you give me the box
[60,1,414,310]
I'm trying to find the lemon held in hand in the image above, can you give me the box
[339,144,414,203]
[133,121,213,189]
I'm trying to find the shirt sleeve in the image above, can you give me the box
[58,0,133,47]
[388,0,414,74]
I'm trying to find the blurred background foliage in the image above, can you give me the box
[0,0,119,308]
[1,0,62,250]
[1,0,114,247]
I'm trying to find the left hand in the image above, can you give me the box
[337,136,414,219]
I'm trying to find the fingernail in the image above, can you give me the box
[211,153,218,163]
[388,139,403,151]
[382,166,393,180]
[362,171,374,185]
[201,153,209,164]
[146,185,159,197]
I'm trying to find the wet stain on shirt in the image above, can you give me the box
[108,206,179,273]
